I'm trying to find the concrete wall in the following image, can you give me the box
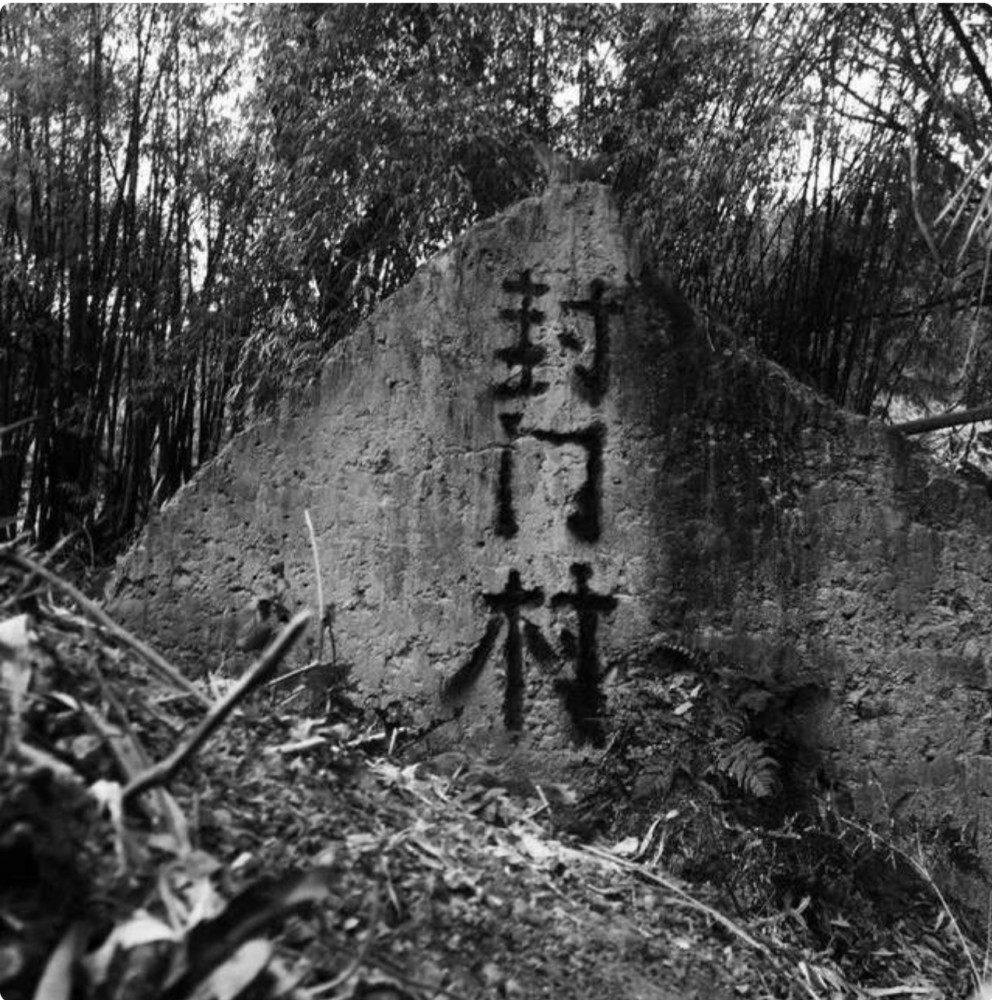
[110,183,992,879]
[663,348,992,851]
[111,183,688,771]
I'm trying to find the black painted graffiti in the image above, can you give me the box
[497,415,604,543]
[560,278,621,406]
[495,449,517,538]
[495,413,522,538]
[443,569,545,730]
[495,270,551,399]
[442,564,617,743]
[557,329,584,353]
[474,271,619,739]
[551,563,617,746]
[529,424,605,543]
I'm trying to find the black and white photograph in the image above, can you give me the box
[1,5,991,998]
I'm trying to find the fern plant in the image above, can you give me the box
[707,685,783,799]
[712,735,781,799]
[608,641,822,811]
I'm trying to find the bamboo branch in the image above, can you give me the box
[123,610,311,804]
[939,6,992,113]
[0,415,39,438]
[265,658,326,690]
[304,509,324,664]
[908,132,946,276]
[0,548,208,706]
[892,403,992,436]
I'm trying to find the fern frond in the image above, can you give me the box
[736,688,775,714]
[716,736,781,798]
[717,707,750,741]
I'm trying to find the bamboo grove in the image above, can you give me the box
[1,5,989,564]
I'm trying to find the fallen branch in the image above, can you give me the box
[123,611,311,804]
[85,656,193,849]
[0,548,208,707]
[264,658,325,689]
[837,815,981,994]
[581,843,774,959]
[892,403,992,436]
[275,735,327,757]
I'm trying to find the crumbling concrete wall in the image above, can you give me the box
[660,347,992,864]
[110,183,992,882]
[110,183,688,773]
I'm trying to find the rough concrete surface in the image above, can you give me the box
[111,183,682,773]
[111,183,992,886]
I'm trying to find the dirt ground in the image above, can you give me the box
[0,550,984,1000]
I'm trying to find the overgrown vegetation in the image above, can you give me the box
[578,640,992,991]
[1,4,989,564]
[1,549,988,1000]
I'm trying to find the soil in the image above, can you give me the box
[0,551,983,1000]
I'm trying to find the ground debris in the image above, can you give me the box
[0,546,982,1000]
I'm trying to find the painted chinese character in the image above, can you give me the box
[443,569,553,730]
[494,413,522,538]
[498,417,605,543]
[560,278,622,406]
[551,563,618,745]
[494,270,550,399]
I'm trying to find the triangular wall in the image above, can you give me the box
[111,184,992,890]
[111,184,688,766]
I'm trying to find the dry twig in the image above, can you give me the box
[304,509,325,664]
[0,548,208,706]
[582,844,774,957]
[122,611,310,804]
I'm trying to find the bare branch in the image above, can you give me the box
[939,6,992,113]
[123,610,311,804]
[892,403,992,436]
[0,548,208,706]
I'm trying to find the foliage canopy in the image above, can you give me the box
[0,3,989,560]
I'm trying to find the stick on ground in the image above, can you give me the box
[304,509,325,664]
[0,548,208,706]
[123,610,311,804]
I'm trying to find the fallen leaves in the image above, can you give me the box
[0,548,985,1000]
